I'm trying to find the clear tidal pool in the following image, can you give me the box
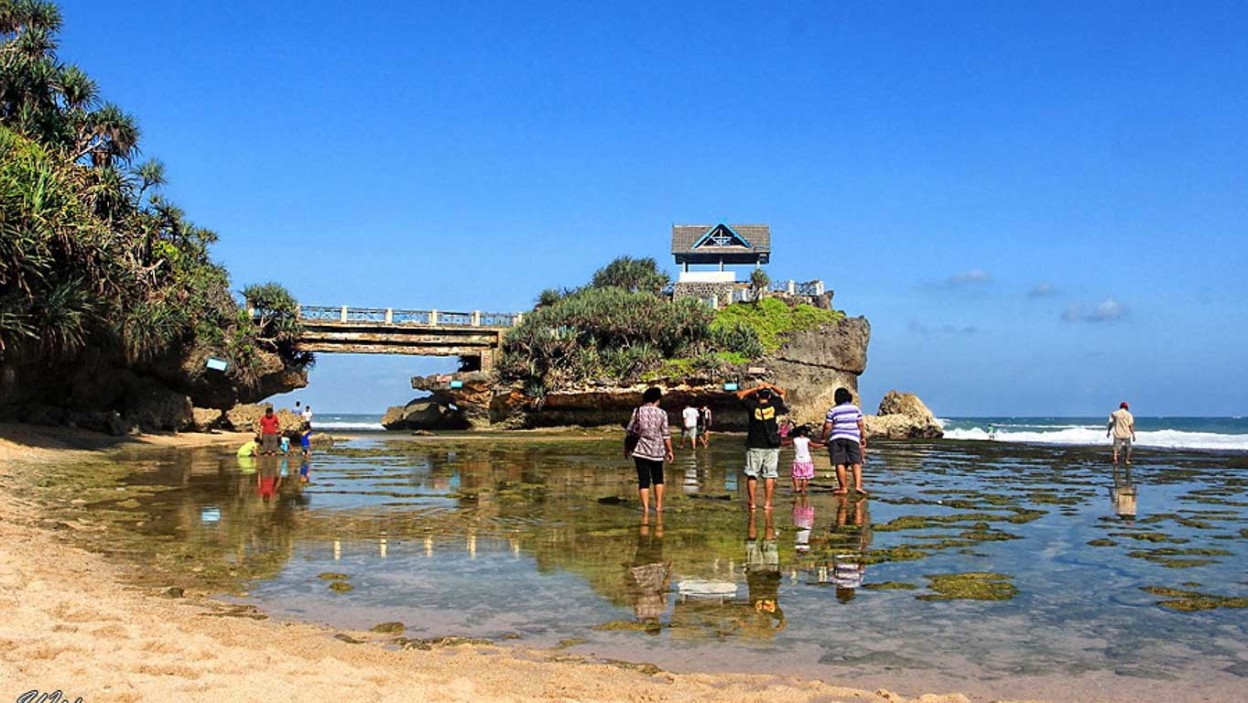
[106,435,1248,701]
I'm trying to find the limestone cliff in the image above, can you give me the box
[761,316,870,427]
[0,344,307,435]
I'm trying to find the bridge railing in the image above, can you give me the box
[294,306,521,328]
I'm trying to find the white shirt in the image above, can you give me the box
[302,408,313,421]
[792,436,813,462]
[682,407,699,429]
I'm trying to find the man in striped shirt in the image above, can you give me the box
[820,388,868,495]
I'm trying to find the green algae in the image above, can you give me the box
[1087,539,1118,547]
[1005,508,1047,524]
[873,512,1011,532]
[318,572,350,580]
[328,581,354,592]
[396,636,494,650]
[919,572,1018,601]
[1028,492,1081,506]
[1140,586,1248,612]
[860,545,929,564]
[592,620,660,632]
[862,581,918,590]
[1126,547,1230,569]
[601,659,663,675]
[370,621,405,634]
[1107,532,1189,544]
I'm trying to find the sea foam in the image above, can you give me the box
[943,426,1248,451]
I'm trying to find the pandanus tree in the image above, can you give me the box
[0,0,310,398]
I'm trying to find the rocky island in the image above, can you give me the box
[384,253,942,439]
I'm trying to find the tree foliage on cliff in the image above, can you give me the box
[500,256,771,392]
[589,256,671,295]
[0,1,307,392]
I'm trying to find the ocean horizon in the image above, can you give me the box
[310,413,1248,452]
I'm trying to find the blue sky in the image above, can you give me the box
[56,1,1248,416]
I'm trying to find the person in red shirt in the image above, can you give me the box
[258,406,281,455]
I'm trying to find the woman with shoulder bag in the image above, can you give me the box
[626,387,675,513]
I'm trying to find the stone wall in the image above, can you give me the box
[672,281,746,307]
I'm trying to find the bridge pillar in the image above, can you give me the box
[478,347,495,371]
[385,308,393,324]
[472,311,481,326]
[340,305,348,322]
[430,309,438,325]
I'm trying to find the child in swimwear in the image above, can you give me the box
[299,423,313,458]
[784,425,823,494]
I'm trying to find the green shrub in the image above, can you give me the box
[711,298,842,354]
[589,256,670,295]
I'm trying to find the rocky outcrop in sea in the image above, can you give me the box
[388,315,934,439]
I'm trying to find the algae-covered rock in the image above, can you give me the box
[919,572,1018,601]
[862,581,918,590]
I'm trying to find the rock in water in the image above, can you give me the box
[381,399,470,430]
[866,390,943,439]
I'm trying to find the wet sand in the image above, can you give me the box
[0,423,986,703]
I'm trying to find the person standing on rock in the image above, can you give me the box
[1107,401,1136,465]
[820,388,867,495]
[258,406,282,456]
[736,383,788,512]
[627,387,675,514]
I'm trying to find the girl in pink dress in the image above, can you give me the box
[785,425,823,494]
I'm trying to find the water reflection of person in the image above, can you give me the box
[298,457,311,484]
[257,457,282,503]
[1110,467,1138,523]
[627,513,670,633]
[828,496,871,603]
[744,509,785,633]
[792,495,814,555]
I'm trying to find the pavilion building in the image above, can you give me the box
[671,223,771,308]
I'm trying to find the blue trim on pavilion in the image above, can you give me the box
[692,223,752,250]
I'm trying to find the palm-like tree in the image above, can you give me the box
[78,102,139,165]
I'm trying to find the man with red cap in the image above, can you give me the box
[1107,401,1136,465]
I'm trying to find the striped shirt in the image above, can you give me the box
[825,403,864,442]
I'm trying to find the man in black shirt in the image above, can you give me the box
[735,382,788,512]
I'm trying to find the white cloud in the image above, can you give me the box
[1028,282,1058,297]
[908,320,981,335]
[1088,298,1127,321]
[1062,298,1128,323]
[948,269,992,285]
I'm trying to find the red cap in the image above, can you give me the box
[1120,401,1129,409]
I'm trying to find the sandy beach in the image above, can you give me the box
[0,424,990,703]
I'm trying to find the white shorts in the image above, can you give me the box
[744,448,780,479]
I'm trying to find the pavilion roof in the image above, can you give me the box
[671,224,770,262]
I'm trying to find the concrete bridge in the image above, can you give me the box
[294,305,521,370]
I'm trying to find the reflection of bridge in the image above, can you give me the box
[293,305,522,370]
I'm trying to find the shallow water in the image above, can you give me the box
[113,436,1248,701]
